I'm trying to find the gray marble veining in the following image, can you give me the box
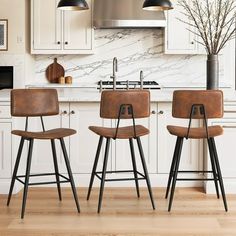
[34,29,225,87]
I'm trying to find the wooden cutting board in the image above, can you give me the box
[46,58,65,83]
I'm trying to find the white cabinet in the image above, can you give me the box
[165,0,203,54]
[63,9,93,51]
[157,103,203,174]
[25,103,70,175]
[0,103,12,179]
[69,103,111,174]
[31,0,94,54]
[114,103,158,174]
[26,102,105,175]
[0,123,12,178]
[31,0,62,51]
[209,104,236,177]
[206,103,236,193]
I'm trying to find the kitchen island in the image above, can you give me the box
[1,87,236,194]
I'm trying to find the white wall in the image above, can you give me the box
[0,0,28,54]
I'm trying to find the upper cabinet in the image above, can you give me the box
[164,0,204,54]
[31,0,94,54]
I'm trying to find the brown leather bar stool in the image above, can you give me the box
[165,90,227,212]
[87,90,155,213]
[7,89,80,218]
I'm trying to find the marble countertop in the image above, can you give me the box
[1,87,236,103]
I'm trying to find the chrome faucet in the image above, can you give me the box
[140,70,144,89]
[110,57,118,90]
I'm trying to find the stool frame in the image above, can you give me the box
[87,102,155,213]
[165,103,227,212]
[7,89,80,219]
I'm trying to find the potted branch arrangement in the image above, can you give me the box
[178,0,236,89]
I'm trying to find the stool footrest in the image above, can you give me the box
[15,173,70,186]
[178,170,214,174]
[176,170,218,181]
[177,178,217,181]
[95,170,146,182]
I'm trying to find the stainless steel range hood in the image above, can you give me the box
[93,0,167,29]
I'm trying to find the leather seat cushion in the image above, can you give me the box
[167,125,223,139]
[12,128,76,140]
[89,125,149,139]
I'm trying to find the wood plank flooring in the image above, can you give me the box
[0,187,236,236]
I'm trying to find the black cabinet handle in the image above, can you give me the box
[57,41,61,44]
[65,42,68,45]
[61,110,68,115]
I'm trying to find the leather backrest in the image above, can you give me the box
[172,90,224,119]
[100,90,150,119]
[11,89,59,117]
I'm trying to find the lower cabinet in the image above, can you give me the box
[157,103,203,175]
[206,103,236,193]
[114,103,158,174]
[0,103,13,194]
[0,122,12,178]
[23,103,104,175]
[14,101,204,184]
[24,103,70,175]
[7,101,226,191]
[69,103,111,174]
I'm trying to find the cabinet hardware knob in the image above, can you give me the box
[61,110,67,115]
[151,111,156,114]
[65,42,68,45]
[191,41,194,44]
[57,41,61,44]
[158,111,164,115]
[70,110,75,115]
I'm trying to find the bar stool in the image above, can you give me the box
[87,90,155,213]
[7,89,80,218]
[165,90,227,212]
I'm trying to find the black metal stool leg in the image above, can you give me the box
[87,136,103,200]
[51,139,62,201]
[165,137,180,199]
[21,138,34,219]
[98,138,110,213]
[207,139,220,199]
[168,137,183,212]
[129,138,140,198]
[7,137,25,206]
[210,138,228,212]
[60,138,80,213]
[136,137,155,210]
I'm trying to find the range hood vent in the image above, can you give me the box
[93,0,167,29]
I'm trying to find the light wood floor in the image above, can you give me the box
[1,187,236,236]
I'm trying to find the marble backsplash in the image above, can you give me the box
[34,29,224,87]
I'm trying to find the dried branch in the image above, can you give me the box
[178,0,236,54]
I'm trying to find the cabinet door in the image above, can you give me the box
[69,103,111,174]
[0,123,12,178]
[157,103,203,174]
[63,0,93,51]
[22,103,70,175]
[210,120,236,178]
[114,104,158,174]
[32,0,62,51]
[165,0,199,54]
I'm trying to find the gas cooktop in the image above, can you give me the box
[97,80,161,90]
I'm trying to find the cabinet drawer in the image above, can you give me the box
[0,106,11,119]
